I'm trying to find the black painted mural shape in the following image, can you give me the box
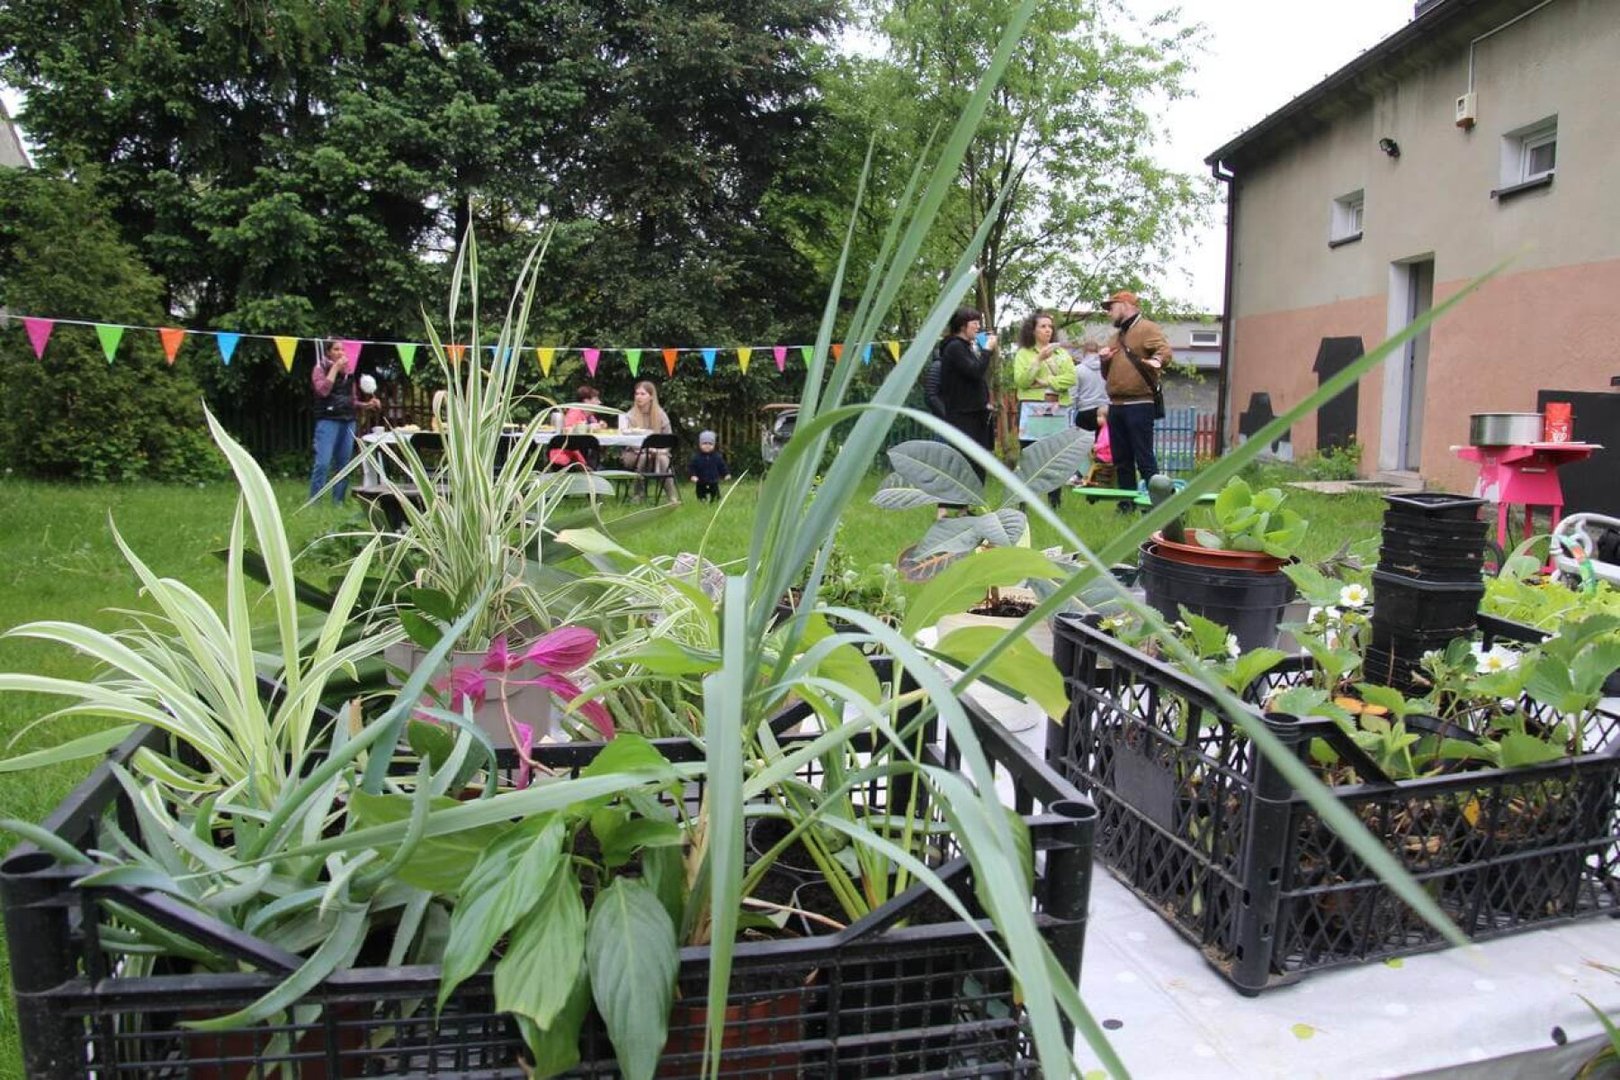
[1237,392,1289,454]
[1312,337,1363,451]
[1536,388,1620,517]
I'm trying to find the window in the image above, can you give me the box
[1330,190,1364,246]
[1189,330,1220,347]
[1496,116,1557,197]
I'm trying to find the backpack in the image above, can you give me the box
[922,349,946,418]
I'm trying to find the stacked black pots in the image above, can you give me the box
[1369,493,1489,690]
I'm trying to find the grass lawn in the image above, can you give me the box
[0,466,1388,1077]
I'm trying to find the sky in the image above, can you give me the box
[1135,0,1421,312]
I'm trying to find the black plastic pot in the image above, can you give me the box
[1369,620,1476,657]
[1379,530,1487,560]
[1381,522,1490,551]
[1138,542,1296,652]
[1382,492,1486,523]
[1377,550,1485,583]
[1370,570,1484,632]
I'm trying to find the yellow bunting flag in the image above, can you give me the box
[736,346,752,374]
[662,348,677,376]
[536,347,555,376]
[158,327,186,365]
[887,340,900,362]
[274,336,298,371]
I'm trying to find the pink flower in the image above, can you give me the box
[438,666,488,711]
[513,721,535,789]
[480,635,522,673]
[520,626,599,674]
[514,672,615,739]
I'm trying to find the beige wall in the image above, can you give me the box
[1225,0,1620,484]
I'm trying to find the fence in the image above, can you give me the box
[1153,407,1217,475]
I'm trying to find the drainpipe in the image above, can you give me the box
[1211,159,1237,453]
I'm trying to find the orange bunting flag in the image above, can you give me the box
[662,348,678,376]
[447,344,466,366]
[830,343,843,363]
[274,336,298,371]
[158,327,186,365]
[886,340,900,362]
[736,347,752,374]
[536,347,555,376]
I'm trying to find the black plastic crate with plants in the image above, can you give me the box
[2,686,1094,1079]
[1047,611,1620,995]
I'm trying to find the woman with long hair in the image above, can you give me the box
[621,380,677,501]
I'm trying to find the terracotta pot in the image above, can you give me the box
[659,978,815,1079]
[1148,532,1291,574]
[384,640,554,749]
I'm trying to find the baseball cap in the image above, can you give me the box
[1100,290,1138,307]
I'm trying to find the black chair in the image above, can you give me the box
[625,432,678,502]
[544,433,601,471]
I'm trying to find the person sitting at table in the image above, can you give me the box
[549,384,604,468]
[621,379,677,502]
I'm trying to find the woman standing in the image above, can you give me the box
[309,339,357,504]
[936,307,998,480]
[1012,311,1074,410]
[621,379,677,502]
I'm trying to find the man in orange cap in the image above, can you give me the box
[1098,291,1172,505]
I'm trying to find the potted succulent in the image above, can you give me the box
[1139,475,1305,650]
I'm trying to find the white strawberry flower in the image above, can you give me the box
[1469,642,1520,673]
[1339,583,1369,609]
[1225,634,1240,659]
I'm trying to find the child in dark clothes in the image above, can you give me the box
[688,430,731,502]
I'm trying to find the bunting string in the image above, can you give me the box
[1,312,928,378]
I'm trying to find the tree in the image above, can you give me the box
[836,0,1214,330]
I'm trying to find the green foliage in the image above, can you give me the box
[1192,477,1308,558]
[0,171,226,482]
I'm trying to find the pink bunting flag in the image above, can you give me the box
[584,348,600,376]
[22,317,53,359]
[773,345,786,373]
[159,327,186,365]
[340,339,363,367]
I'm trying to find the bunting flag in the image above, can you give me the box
[799,345,812,367]
[887,340,900,362]
[94,323,124,364]
[701,347,717,375]
[773,345,786,373]
[216,332,241,366]
[536,346,555,377]
[586,347,602,376]
[830,343,843,363]
[340,339,363,367]
[274,336,298,371]
[737,346,752,374]
[396,342,417,374]
[861,343,873,365]
[662,348,678,376]
[446,343,466,365]
[23,317,53,359]
[159,327,186,365]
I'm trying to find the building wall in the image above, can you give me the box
[1224,0,1620,489]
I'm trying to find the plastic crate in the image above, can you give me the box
[3,692,1093,1079]
[1047,612,1620,995]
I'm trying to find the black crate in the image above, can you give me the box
[1047,613,1620,995]
[3,693,1093,1079]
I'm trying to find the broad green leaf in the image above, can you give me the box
[1355,684,1414,720]
[1213,477,1249,522]
[934,626,1067,719]
[410,587,457,623]
[614,638,720,676]
[1497,731,1568,768]
[1010,428,1088,499]
[579,732,676,782]
[347,790,509,894]
[915,515,992,559]
[438,814,564,1008]
[904,547,1065,638]
[586,878,678,1080]
[970,509,1029,549]
[497,864,587,1029]
[882,439,982,504]
[871,471,945,511]
[518,972,591,1079]
[1179,608,1230,657]
[1229,648,1288,692]
[601,818,684,870]
[814,643,881,707]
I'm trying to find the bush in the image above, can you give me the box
[0,170,227,482]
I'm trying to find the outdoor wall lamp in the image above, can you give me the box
[1378,137,1401,158]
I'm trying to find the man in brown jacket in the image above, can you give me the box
[1098,290,1172,502]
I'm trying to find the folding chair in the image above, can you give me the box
[624,432,678,502]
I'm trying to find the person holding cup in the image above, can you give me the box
[936,306,998,482]
[309,339,357,504]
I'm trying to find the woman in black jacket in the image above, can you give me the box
[936,306,998,479]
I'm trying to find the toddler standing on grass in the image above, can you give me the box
[688,430,731,502]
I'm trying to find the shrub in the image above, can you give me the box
[0,170,226,482]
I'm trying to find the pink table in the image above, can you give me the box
[1452,442,1602,549]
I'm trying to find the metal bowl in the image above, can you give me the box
[1468,412,1543,446]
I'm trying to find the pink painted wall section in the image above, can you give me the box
[1228,296,1387,462]
[1229,257,1620,493]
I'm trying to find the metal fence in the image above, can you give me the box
[1153,407,1217,475]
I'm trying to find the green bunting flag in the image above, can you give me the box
[94,323,124,364]
[396,342,417,374]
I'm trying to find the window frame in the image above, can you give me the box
[1329,189,1365,246]
[1188,329,1220,348]
[1497,115,1558,197]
